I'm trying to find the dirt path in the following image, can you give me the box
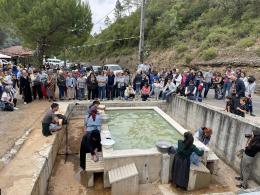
[0,100,51,163]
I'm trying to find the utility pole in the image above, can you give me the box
[139,0,145,64]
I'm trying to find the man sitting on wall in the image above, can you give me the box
[42,103,62,136]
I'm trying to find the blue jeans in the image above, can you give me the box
[135,83,141,95]
[223,82,231,97]
[98,86,106,100]
[203,83,211,98]
[58,86,65,99]
[246,98,253,114]
[196,90,203,102]
[78,88,85,100]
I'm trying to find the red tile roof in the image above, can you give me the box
[0,46,33,57]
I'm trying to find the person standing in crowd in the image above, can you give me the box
[169,132,204,190]
[31,70,43,100]
[213,72,223,100]
[80,130,101,169]
[57,70,66,100]
[133,71,142,97]
[66,72,76,100]
[203,69,213,98]
[116,72,126,99]
[77,73,86,101]
[230,73,246,98]
[224,96,232,112]
[42,103,62,136]
[97,71,108,101]
[236,97,248,117]
[153,79,162,100]
[223,66,234,98]
[20,69,32,104]
[173,69,182,88]
[86,72,98,100]
[40,70,48,99]
[185,80,197,101]
[46,70,56,101]
[107,71,115,100]
[240,72,248,84]
[244,76,256,116]
[235,130,260,189]
[141,83,150,101]
[195,71,204,102]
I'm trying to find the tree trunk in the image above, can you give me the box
[35,39,46,67]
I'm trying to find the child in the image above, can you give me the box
[224,96,232,112]
[236,97,248,117]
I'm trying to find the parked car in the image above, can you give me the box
[104,64,123,75]
[46,58,62,69]
[92,65,102,74]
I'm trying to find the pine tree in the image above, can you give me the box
[115,0,124,20]
[0,0,92,65]
[104,16,112,26]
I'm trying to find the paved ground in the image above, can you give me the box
[0,97,51,162]
[204,89,260,125]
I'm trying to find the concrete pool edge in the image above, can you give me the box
[103,106,209,160]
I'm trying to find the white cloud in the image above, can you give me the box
[85,0,117,34]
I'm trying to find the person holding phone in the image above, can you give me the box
[235,130,260,189]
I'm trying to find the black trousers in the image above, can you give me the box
[33,84,43,100]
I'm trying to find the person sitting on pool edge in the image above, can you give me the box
[87,100,100,115]
[42,103,62,136]
[194,127,212,145]
[80,129,102,170]
[84,109,102,133]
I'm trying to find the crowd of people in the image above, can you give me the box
[0,63,257,119]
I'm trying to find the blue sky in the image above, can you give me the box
[85,0,117,34]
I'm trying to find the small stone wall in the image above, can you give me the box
[69,101,168,116]
[166,95,260,183]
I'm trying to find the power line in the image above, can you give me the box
[70,36,139,49]
[93,8,115,26]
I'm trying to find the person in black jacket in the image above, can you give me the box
[80,130,101,170]
[235,130,260,189]
[57,70,66,100]
[230,74,245,98]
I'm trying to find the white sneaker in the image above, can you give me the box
[24,102,27,105]
[14,107,19,110]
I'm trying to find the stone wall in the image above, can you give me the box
[166,95,260,183]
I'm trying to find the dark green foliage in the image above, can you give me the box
[81,0,260,61]
[202,47,218,61]
[0,0,92,65]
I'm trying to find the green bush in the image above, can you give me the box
[256,48,260,57]
[185,54,193,64]
[176,44,188,53]
[202,47,217,61]
[238,37,255,48]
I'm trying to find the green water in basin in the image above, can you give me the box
[107,109,182,150]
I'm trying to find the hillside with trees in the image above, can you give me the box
[76,0,260,67]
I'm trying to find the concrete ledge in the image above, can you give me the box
[0,103,69,195]
[166,95,260,183]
